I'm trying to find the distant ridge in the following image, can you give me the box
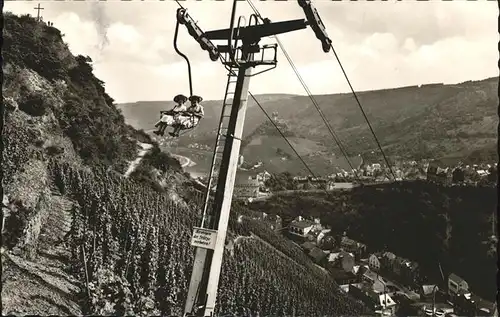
[118,76,497,174]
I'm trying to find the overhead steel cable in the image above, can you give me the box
[327,43,398,180]
[248,91,320,180]
[245,0,362,183]
[217,54,339,194]
[218,54,320,180]
[247,0,397,181]
[174,0,184,9]
[175,0,360,185]
[249,89,336,195]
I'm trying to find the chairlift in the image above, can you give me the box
[156,8,208,139]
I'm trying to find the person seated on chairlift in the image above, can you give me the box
[154,94,188,136]
[169,95,204,137]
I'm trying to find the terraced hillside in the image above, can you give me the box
[2,12,366,316]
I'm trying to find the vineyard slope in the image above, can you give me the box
[1,12,366,316]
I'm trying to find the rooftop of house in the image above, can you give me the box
[290,220,315,229]
[395,256,409,265]
[421,284,439,296]
[328,251,355,262]
[467,293,496,313]
[353,265,369,276]
[328,252,341,262]
[341,236,365,247]
[301,241,316,250]
[363,269,388,284]
[404,260,419,270]
[351,284,397,308]
[235,173,261,185]
[382,252,396,260]
[329,267,357,280]
[309,247,327,262]
[449,273,467,285]
[369,253,382,260]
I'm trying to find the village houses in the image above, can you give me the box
[444,273,497,316]
[283,211,495,317]
[349,284,398,316]
[240,210,282,231]
[420,284,439,301]
[340,236,367,259]
[451,290,497,317]
[327,250,355,273]
[288,216,323,241]
[448,273,469,299]
[380,252,396,271]
[376,252,420,287]
[368,253,382,271]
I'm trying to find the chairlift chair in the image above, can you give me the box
[156,8,206,139]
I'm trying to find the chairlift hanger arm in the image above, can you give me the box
[173,20,193,97]
[177,8,220,61]
[204,19,308,44]
[297,0,332,53]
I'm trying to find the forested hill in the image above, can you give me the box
[2,12,366,316]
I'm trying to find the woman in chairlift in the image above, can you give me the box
[169,95,205,137]
[154,94,188,136]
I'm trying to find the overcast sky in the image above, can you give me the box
[6,1,498,103]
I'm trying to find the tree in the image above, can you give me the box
[487,167,497,183]
[452,168,465,183]
[264,172,298,191]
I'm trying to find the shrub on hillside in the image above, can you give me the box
[4,12,138,171]
[128,145,184,190]
[46,145,65,157]
[2,113,42,183]
[2,200,31,249]
[264,172,299,191]
[18,91,50,116]
[142,147,182,173]
[125,125,153,144]
[130,164,165,193]
[4,13,66,81]
[53,83,137,167]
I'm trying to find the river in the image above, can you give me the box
[170,154,209,179]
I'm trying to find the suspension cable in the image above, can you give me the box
[248,91,319,179]
[328,43,398,180]
[250,91,338,195]
[247,0,397,181]
[174,0,184,9]
[219,54,316,176]
[175,0,362,184]
[245,0,361,183]
[219,54,335,190]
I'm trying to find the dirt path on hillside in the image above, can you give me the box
[124,142,153,177]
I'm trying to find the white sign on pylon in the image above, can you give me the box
[191,227,218,250]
